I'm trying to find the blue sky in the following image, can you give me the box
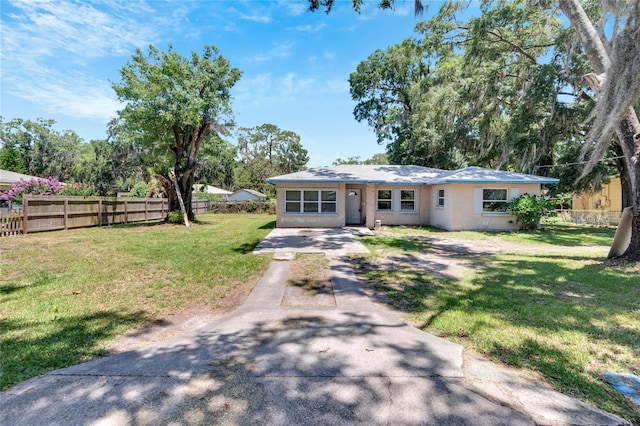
[1,0,434,167]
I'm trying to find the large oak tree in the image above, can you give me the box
[112,44,241,221]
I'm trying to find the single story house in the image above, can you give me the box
[267,165,559,231]
[0,169,42,192]
[193,184,233,200]
[228,189,268,202]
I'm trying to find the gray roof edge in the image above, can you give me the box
[432,178,560,185]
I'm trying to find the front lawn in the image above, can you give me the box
[355,223,639,423]
[0,213,275,389]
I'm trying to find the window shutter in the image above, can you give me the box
[473,188,483,214]
[510,188,520,200]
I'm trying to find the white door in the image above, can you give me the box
[346,190,361,224]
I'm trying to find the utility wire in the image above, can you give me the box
[534,155,625,169]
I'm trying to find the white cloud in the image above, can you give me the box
[239,13,272,23]
[7,70,120,120]
[251,42,294,62]
[292,23,327,33]
[0,0,170,122]
[277,0,307,16]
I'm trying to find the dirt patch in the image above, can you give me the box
[105,275,261,354]
[281,254,336,307]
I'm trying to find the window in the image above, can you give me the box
[437,189,445,208]
[303,190,319,212]
[377,190,392,210]
[482,189,508,212]
[400,190,415,211]
[285,190,301,213]
[320,190,337,213]
[285,190,337,214]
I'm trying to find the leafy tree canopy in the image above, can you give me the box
[112,44,241,220]
[235,123,309,196]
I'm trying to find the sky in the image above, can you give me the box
[0,0,435,167]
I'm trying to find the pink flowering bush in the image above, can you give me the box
[0,177,63,204]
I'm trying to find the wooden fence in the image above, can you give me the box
[0,196,215,237]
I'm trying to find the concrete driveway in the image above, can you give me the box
[253,227,371,256]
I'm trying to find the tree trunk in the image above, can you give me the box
[561,0,640,260]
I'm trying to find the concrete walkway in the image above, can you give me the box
[0,230,629,425]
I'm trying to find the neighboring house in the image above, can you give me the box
[572,176,622,212]
[228,189,268,202]
[193,184,233,200]
[0,169,41,192]
[267,165,558,231]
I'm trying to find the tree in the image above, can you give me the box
[112,44,241,221]
[197,135,237,190]
[558,0,640,260]
[235,124,309,195]
[333,153,389,165]
[0,117,82,182]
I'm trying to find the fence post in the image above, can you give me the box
[145,199,149,221]
[124,199,128,223]
[22,196,28,235]
[63,198,69,230]
[98,198,103,226]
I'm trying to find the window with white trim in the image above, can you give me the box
[285,190,336,214]
[400,190,415,211]
[377,190,392,211]
[482,189,508,212]
[436,189,445,208]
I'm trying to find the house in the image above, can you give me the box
[266,165,559,231]
[193,184,233,200]
[228,189,268,202]
[0,169,42,192]
[572,176,622,212]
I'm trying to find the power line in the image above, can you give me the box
[534,155,625,169]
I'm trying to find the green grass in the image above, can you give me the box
[383,220,615,247]
[0,213,275,389]
[356,224,639,423]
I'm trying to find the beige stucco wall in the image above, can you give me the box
[275,183,345,228]
[429,183,542,231]
[369,185,428,227]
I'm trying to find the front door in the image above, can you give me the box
[346,189,361,225]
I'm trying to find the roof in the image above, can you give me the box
[192,184,233,195]
[267,165,447,185]
[429,167,559,184]
[267,165,558,185]
[0,169,41,184]
[232,189,267,197]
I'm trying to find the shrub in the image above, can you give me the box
[506,194,555,230]
[246,200,258,213]
[167,210,184,224]
[0,177,63,204]
[61,182,98,197]
[129,182,149,198]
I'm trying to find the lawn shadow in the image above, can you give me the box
[1,310,147,390]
